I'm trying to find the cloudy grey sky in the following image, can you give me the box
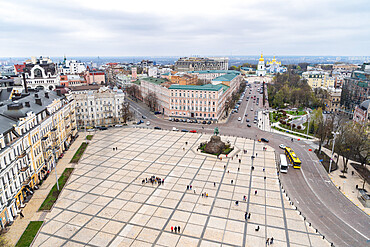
[0,0,369,57]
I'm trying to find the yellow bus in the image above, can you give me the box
[284,147,301,169]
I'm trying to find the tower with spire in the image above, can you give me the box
[257,53,266,76]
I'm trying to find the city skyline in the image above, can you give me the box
[0,0,369,57]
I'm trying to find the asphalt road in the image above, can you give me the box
[127,83,370,247]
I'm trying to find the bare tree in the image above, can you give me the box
[127,85,142,100]
[145,92,158,111]
[120,101,133,123]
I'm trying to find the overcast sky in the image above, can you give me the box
[0,0,369,57]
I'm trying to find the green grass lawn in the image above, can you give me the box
[286,110,306,116]
[272,126,313,139]
[86,135,93,140]
[70,142,88,163]
[15,221,43,247]
[38,168,74,211]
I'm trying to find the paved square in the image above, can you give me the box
[33,128,329,246]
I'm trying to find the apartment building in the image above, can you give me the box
[186,70,238,82]
[324,90,342,113]
[302,70,335,89]
[341,68,370,114]
[0,89,77,229]
[59,75,86,87]
[59,58,86,74]
[170,74,198,85]
[71,85,125,127]
[21,56,58,90]
[139,77,171,114]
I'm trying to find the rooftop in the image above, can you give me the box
[187,70,240,75]
[212,73,239,82]
[141,77,168,85]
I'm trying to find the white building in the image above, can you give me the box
[256,54,266,76]
[71,85,125,127]
[59,58,86,75]
[22,56,58,90]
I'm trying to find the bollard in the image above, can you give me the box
[323,236,325,239]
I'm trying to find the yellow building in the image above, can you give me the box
[303,71,335,89]
[0,89,77,229]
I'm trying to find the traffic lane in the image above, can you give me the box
[291,143,370,238]
[281,170,363,247]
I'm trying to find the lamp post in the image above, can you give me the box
[306,114,310,139]
[329,131,339,174]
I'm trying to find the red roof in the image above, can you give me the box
[14,64,25,73]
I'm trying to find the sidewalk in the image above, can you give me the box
[4,135,85,246]
[321,147,370,215]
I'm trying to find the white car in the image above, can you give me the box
[146,121,150,126]
[115,124,123,127]
[172,127,179,131]
[238,117,242,121]
[279,144,286,149]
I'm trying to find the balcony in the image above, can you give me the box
[22,177,31,186]
[17,150,27,159]
[51,127,57,132]
[20,165,29,172]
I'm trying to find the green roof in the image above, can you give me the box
[141,77,167,85]
[220,84,230,92]
[132,79,141,85]
[169,84,223,91]
[187,70,240,75]
[213,73,238,82]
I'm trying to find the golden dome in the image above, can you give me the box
[259,53,264,62]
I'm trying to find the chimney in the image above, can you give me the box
[22,73,28,94]
[35,98,42,105]
[45,92,49,98]
[56,89,62,96]
[25,101,30,107]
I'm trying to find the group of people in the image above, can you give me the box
[170,226,181,233]
[141,176,164,186]
[266,237,274,245]
[112,147,118,151]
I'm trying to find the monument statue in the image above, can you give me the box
[214,127,219,136]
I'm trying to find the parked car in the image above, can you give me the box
[154,111,162,115]
[146,121,150,126]
[168,117,173,121]
[136,120,143,125]
[261,138,269,143]
[207,121,212,124]
[115,124,123,127]
[190,130,197,133]
[247,124,251,127]
[154,126,161,130]
[251,108,253,111]
[175,119,179,122]
[87,128,95,132]
[245,114,248,117]
[238,117,242,121]
[202,121,207,124]
[246,119,250,122]
[99,126,108,130]
[142,115,147,119]
[181,129,189,132]
[172,127,179,131]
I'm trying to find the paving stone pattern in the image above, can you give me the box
[33,128,330,247]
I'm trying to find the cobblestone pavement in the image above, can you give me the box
[32,128,330,246]
[4,135,85,246]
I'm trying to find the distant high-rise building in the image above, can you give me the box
[174,57,228,72]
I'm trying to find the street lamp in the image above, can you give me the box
[52,146,60,191]
[329,131,339,174]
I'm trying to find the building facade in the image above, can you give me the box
[340,68,370,114]
[302,70,335,89]
[21,56,58,90]
[353,100,370,124]
[0,89,77,229]
[59,75,86,87]
[266,56,287,74]
[71,86,125,127]
[175,57,229,72]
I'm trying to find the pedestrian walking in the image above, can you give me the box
[236,154,238,158]
[256,153,258,157]
[243,195,246,201]
[245,212,248,220]
[183,147,185,151]
[20,210,24,218]
[266,238,270,245]
[190,185,192,189]
[224,165,226,169]
[112,147,115,151]
[264,176,266,180]
[255,190,257,195]
[178,226,181,233]
[171,226,174,232]
[255,225,260,231]
[263,168,265,172]
[194,190,196,194]
[270,237,274,244]
[251,166,254,170]
[235,200,239,205]
[187,185,189,190]
[231,180,233,184]
[239,159,241,164]
[214,182,216,187]
[248,213,251,219]
[228,170,229,173]
[174,226,178,233]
